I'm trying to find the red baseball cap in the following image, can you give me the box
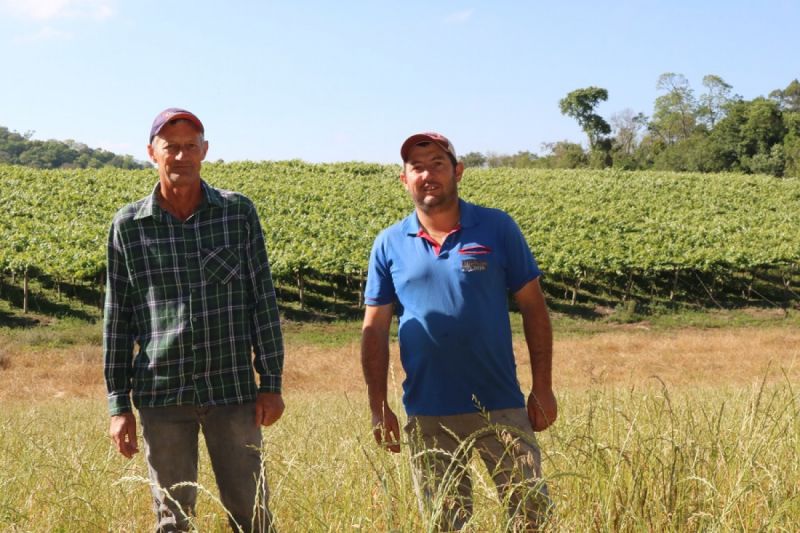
[149,108,204,142]
[400,132,457,163]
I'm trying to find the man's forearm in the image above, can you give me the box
[519,285,558,431]
[522,308,553,389]
[361,327,391,414]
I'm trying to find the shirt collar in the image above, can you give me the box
[401,199,478,235]
[134,179,219,221]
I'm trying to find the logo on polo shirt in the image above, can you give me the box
[459,244,491,272]
[462,259,488,272]
[459,244,492,255]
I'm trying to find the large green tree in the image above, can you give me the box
[650,73,697,144]
[783,112,800,177]
[539,141,589,169]
[610,109,648,169]
[460,151,487,168]
[769,80,800,176]
[706,98,786,175]
[559,87,611,151]
[769,79,800,112]
[698,75,735,128]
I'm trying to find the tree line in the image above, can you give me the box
[0,127,147,170]
[462,75,800,177]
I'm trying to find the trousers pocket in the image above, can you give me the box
[201,247,241,284]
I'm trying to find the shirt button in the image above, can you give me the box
[192,316,198,322]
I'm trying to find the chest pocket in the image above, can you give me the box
[458,243,493,273]
[201,247,241,284]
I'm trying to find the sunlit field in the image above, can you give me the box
[1,324,799,531]
[2,386,798,531]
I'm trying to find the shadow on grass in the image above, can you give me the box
[278,302,362,322]
[0,309,41,328]
[0,278,99,328]
[545,301,606,320]
[2,266,796,327]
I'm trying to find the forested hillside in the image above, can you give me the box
[0,127,146,170]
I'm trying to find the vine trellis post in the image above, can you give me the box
[23,268,29,314]
[296,270,305,310]
[357,270,365,309]
[669,269,680,301]
[570,271,584,306]
[98,273,105,310]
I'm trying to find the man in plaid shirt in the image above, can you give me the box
[104,108,284,532]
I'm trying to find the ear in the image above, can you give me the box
[146,144,157,164]
[399,170,408,187]
[454,161,464,183]
[200,140,209,161]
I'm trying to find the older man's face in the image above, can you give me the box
[147,120,208,186]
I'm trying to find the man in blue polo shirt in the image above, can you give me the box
[361,132,556,530]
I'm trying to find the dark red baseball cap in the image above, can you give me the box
[400,132,457,164]
[149,108,204,142]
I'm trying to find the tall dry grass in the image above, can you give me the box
[1,381,798,531]
[0,325,798,530]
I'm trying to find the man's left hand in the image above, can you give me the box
[255,392,285,427]
[527,387,557,432]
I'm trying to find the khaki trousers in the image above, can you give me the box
[405,408,551,531]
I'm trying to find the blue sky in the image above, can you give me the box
[1,0,798,163]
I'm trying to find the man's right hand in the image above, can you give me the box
[371,405,401,453]
[109,412,139,458]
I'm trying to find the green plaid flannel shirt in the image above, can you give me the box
[103,181,284,416]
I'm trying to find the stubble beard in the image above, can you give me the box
[408,170,460,214]
[416,189,458,214]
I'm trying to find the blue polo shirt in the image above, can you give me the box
[365,199,542,416]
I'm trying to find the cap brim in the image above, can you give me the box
[401,134,442,161]
[400,133,457,163]
[165,112,203,132]
[150,110,205,142]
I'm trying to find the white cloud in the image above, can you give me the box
[0,0,114,20]
[445,8,474,24]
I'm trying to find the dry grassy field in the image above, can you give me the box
[1,320,799,531]
[2,323,798,401]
